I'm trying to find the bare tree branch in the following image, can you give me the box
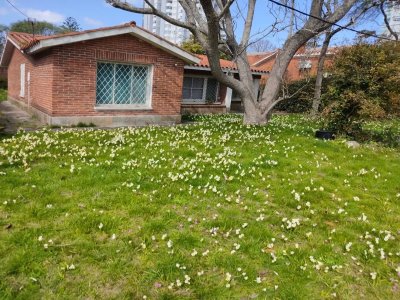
[380,0,399,40]
[106,0,194,30]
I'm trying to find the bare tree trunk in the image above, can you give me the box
[259,29,315,117]
[107,0,359,125]
[243,96,265,124]
[310,0,380,117]
[380,0,399,41]
[288,0,295,38]
[310,31,333,117]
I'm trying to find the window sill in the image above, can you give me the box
[182,101,222,105]
[95,105,153,111]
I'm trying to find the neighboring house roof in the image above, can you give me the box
[186,54,269,75]
[246,46,340,69]
[0,22,200,67]
[247,51,278,67]
[293,47,340,58]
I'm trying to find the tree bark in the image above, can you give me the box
[107,0,358,124]
[310,31,333,117]
[380,0,399,41]
[259,29,315,117]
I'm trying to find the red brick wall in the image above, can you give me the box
[7,47,54,113]
[51,34,184,117]
[284,56,333,82]
[7,33,185,117]
[256,53,334,83]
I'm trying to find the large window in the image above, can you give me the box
[96,62,152,108]
[182,76,219,103]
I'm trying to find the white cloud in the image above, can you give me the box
[24,9,65,23]
[83,17,104,27]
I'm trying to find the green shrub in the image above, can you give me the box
[72,122,96,128]
[322,91,386,137]
[0,89,6,102]
[274,76,330,113]
[0,78,6,89]
[320,41,400,137]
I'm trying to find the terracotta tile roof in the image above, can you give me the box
[247,51,276,65]
[193,54,268,74]
[294,46,340,57]
[8,32,45,49]
[5,21,199,64]
[8,22,138,50]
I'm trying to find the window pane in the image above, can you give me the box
[96,63,114,104]
[131,66,148,104]
[205,78,218,102]
[114,64,132,104]
[192,78,204,88]
[183,77,192,88]
[183,88,191,99]
[191,89,203,99]
[96,63,150,106]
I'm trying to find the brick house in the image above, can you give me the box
[0,22,268,125]
[182,54,266,114]
[247,46,338,83]
[0,22,201,126]
[207,46,339,112]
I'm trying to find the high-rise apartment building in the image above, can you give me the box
[143,0,191,45]
[383,1,400,37]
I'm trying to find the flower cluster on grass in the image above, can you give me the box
[0,114,399,298]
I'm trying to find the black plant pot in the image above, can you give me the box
[315,130,335,140]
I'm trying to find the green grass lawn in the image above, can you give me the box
[0,114,399,299]
[0,89,6,102]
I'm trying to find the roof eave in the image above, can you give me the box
[184,65,268,75]
[26,26,200,65]
[129,27,199,64]
[252,50,278,67]
[0,38,21,67]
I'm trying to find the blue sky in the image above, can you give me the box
[0,0,384,47]
[0,0,143,29]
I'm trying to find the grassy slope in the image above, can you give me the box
[0,115,399,299]
[0,89,6,102]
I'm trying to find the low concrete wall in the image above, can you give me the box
[181,104,226,115]
[8,97,181,127]
[51,114,181,127]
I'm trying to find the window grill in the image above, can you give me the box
[182,77,219,103]
[96,62,150,106]
[298,60,312,69]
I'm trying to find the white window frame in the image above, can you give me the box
[95,61,153,110]
[182,75,220,104]
[298,60,312,70]
[19,63,25,98]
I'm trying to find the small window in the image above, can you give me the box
[96,62,152,108]
[182,77,219,103]
[299,60,312,69]
[20,64,25,97]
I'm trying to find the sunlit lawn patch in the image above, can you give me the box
[0,89,6,102]
[0,114,399,299]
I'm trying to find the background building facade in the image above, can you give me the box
[143,0,190,45]
[384,1,400,36]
